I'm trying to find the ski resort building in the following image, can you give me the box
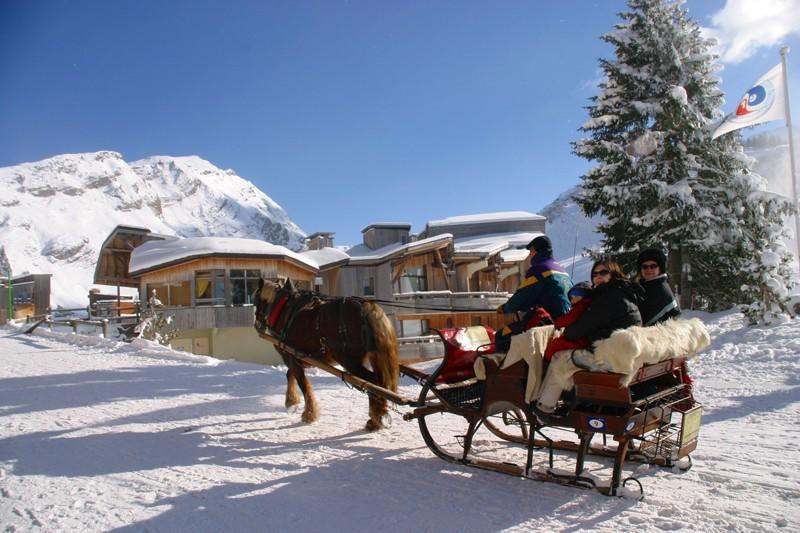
[93,212,547,364]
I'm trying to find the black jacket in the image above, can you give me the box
[563,278,643,345]
[638,274,680,326]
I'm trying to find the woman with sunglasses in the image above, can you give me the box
[534,258,642,418]
[558,259,643,347]
[636,248,680,326]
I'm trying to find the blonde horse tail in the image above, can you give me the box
[364,302,399,392]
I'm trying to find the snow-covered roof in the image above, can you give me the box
[361,222,411,233]
[453,231,542,259]
[346,233,452,264]
[129,236,317,275]
[297,247,351,270]
[499,248,531,263]
[427,211,544,228]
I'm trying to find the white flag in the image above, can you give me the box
[712,63,787,140]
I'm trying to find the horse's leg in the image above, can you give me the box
[294,364,319,424]
[365,392,388,432]
[285,367,301,409]
[345,356,386,431]
[365,351,390,431]
[281,353,301,409]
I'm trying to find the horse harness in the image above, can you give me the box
[262,286,376,356]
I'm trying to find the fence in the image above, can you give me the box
[24,314,112,338]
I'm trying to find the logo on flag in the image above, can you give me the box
[712,63,786,140]
[734,82,775,120]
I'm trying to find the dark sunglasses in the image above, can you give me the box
[592,269,610,277]
[641,263,659,270]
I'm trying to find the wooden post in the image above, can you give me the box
[70,319,78,334]
[6,272,12,321]
[102,319,109,339]
[679,246,693,310]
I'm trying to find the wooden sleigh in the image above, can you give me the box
[401,325,703,499]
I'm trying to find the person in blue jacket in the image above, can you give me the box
[494,235,572,351]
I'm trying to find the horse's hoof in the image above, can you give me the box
[365,419,383,432]
[286,404,300,415]
[301,412,319,424]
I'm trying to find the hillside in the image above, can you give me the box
[0,152,306,306]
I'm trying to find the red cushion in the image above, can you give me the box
[434,326,496,383]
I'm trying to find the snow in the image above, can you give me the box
[1,311,798,532]
[453,231,542,257]
[427,211,545,227]
[129,236,317,275]
[0,152,306,308]
[298,247,351,269]
[346,233,452,264]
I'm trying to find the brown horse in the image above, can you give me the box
[253,278,400,431]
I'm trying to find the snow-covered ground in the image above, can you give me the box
[0,312,798,532]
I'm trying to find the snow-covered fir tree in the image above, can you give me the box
[0,246,11,277]
[573,0,795,323]
[135,290,178,345]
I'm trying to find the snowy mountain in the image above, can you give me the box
[540,185,605,283]
[0,151,306,307]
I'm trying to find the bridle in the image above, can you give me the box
[253,281,289,342]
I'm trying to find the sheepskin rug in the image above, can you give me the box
[547,317,711,391]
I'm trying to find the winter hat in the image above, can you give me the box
[636,248,667,273]
[526,235,553,255]
[568,281,592,299]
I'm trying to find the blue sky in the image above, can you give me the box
[2,0,799,246]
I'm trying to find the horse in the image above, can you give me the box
[253,278,400,431]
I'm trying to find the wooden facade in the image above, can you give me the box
[138,257,315,312]
[99,235,321,364]
[0,274,52,319]
[94,226,170,288]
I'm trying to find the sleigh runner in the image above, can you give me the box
[253,278,709,499]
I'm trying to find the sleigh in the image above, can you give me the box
[400,322,707,498]
[254,281,708,498]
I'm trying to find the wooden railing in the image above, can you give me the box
[25,314,112,338]
[391,291,509,311]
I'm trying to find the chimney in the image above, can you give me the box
[305,232,335,250]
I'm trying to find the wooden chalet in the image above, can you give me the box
[331,214,545,337]
[0,273,52,322]
[93,225,171,316]
[94,227,339,364]
[92,211,548,364]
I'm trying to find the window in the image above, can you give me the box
[230,269,260,305]
[145,281,190,306]
[398,265,427,293]
[364,276,375,296]
[195,270,225,306]
[400,319,429,337]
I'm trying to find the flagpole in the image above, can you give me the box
[781,47,800,274]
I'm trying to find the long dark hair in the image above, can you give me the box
[591,259,627,284]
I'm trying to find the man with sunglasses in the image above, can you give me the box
[636,248,680,326]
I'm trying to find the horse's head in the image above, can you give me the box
[253,278,294,335]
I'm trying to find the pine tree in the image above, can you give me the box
[0,246,10,277]
[135,290,178,345]
[573,0,795,323]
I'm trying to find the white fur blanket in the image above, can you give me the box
[473,325,557,403]
[545,317,711,392]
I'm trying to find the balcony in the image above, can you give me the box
[160,305,255,331]
[390,290,509,312]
